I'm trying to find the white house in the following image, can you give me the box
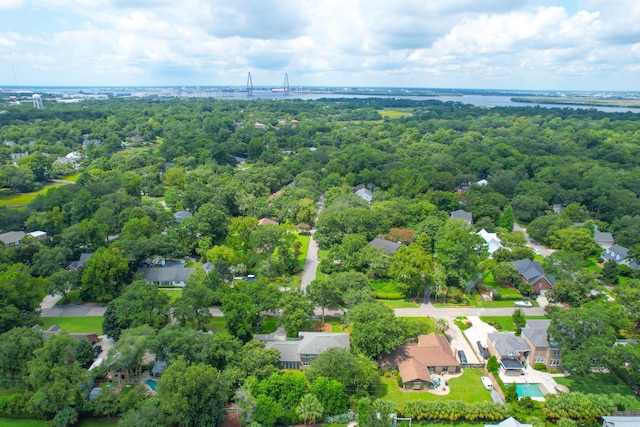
[477,229,504,257]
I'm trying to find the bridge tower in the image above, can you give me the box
[283,73,290,95]
[247,72,253,97]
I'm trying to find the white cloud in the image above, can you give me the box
[0,0,23,9]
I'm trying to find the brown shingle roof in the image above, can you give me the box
[380,332,460,371]
[399,359,432,383]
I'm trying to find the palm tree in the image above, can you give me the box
[295,393,323,425]
[435,317,449,333]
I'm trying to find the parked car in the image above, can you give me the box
[93,345,102,357]
[477,341,490,359]
[514,300,533,308]
[481,376,493,390]
[533,248,541,255]
[457,350,468,364]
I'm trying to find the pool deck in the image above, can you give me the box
[499,366,562,401]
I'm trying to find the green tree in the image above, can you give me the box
[27,332,87,420]
[307,278,341,323]
[112,280,171,332]
[222,288,262,343]
[80,246,130,303]
[504,383,518,403]
[280,290,314,337]
[0,326,43,388]
[253,394,282,427]
[512,308,526,335]
[74,339,95,367]
[173,282,214,331]
[119,397,171,427]
[434,219,487,286]
[306,348,380,395]
[296,393,324,425]
[0,263,47,333]
[498,205,515,230]
[309,376,347,416]
[345,301,406,358]
[158,358,227,427]
[547,271,604,307]
[435,318,449,333]
[550,226,596,257]
[388,243,433,298]
[600,260,619,286]
[230,340,281,383]
[235,386,257,427]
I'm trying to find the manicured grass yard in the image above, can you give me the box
[379,299,421,308]
[374,369,492,405]
[39,316,103,333]
[400,317,436,333]
[377,108,412,119]
[0,183,67,206]
[0,419,47,427]
[59,173,81,182]
[370,279,405,299]
[261,317,279,334]
[555,373,640,407]
[296,233,311,271]
[203,317,226,333]
[159,289,183,302]
[479,315,547,332]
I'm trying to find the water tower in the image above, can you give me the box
[32,94,43,109]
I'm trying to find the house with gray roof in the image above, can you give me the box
[601,245,639,270]
[0,231,26,247]
[173,210,193,223]
[594,226,614,249]
[521,319,561,371]
[450,209,473,224]
[369,237,402,255]
[355,187,373,203]
[258,328,350,369]
[512,259,556,294]
[487,332,530,375]
[66,253,94,271]
[139,265,196,287]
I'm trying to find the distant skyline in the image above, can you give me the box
[1,0,639,91]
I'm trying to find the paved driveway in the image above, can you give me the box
[41,303,106,317]
[444,320,481,365]
[463,316,498,360]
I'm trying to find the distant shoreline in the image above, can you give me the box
[512,97,640,108]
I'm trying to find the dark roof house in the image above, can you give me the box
[487,332,530,375]
[594,226,614,249]
[259,329,350,369]
[173,211,193,223]
[512,259,556,294]
[369,237,402,255]
[66,252,94,271]
[0,231,26,247]
[450,209,473,224]
[601,245,639,270]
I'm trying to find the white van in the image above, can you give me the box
[481,376,493,390]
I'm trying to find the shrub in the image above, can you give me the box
[0,391,45,419]
[533,363,547,371]
[396,375,403,388]
[487,355,500,373]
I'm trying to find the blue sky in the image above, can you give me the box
[1,0,639,90]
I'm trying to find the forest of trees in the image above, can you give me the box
[0,95,639,426]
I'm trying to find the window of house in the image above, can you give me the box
[553,349,561,356]
[534,356,545,363]
[550,359,560,366]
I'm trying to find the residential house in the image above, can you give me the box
[379,333,460,390]
[450,209,473,224]
[477,229,504,257]
[485,417,532,427]
[138,264,196,287]
[0,230,42,247]
[369,237,402,255]
[258,218,279,226]
[108,351,135,383]
[511,259,556,294]
[66,253,94,271]
[355,188,373,203]
[476,179,488,186]
[594,226,614,249]
[601,245,639,270]
[254,122,265,129]
[35,325,98,346]
[602,416,640,427]
[0,231,26,246]
[487,332,530,376]
[202,262,215,273]
[552,204,565,215]
[258,329,350,369]
[521,319,561,370]
[10,152,28,161]
[151,360,167,377]
[173,210,193,223]
[82,139,102,149]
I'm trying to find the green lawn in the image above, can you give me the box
[480,272,522,299]
[203,317,226,333]
[0,419,47,427]
[58,289,82,305]
[401,317,436,333]
[374,369,491,405]
[377,108,412,119]
[59,173,81,182]
[479,316,547,332]
[585,256,602,272]
[305,317,347,333]
[0,183,67,207]
[261,317,279,334]
[555,373,640,406]
[370,279,405,299]
[159,289,182,302]
[379,299,421,308]
[39,316,103,333]
[296,233,311,271]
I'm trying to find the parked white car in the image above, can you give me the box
[514,300,533,308]
[481,376,493,390]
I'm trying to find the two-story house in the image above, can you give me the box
[259,330,350,369]
[521,319,561,370]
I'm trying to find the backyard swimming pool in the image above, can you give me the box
[146,379,158,392]
[516,383,544,398]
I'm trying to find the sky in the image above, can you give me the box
[0,0,639,91]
